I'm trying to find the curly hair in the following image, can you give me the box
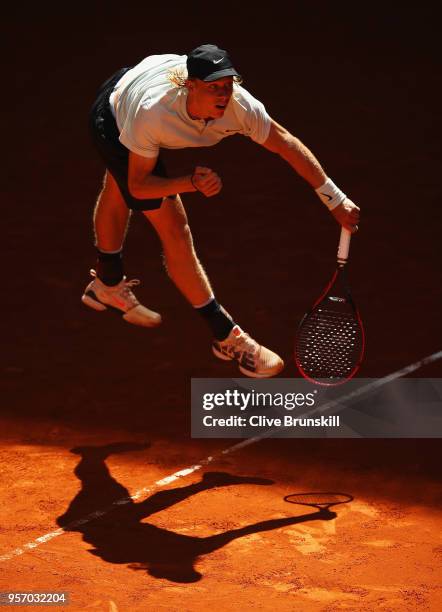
[167,66,243,88]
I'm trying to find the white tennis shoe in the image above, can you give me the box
[81,269,161,327]
[212,325,284,378]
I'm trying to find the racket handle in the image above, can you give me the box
[337,227,351,264]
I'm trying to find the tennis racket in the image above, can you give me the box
[295,227,365,386]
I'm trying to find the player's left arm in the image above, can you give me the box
[261,118,360,232]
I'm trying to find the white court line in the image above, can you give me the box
[0,349,440,563]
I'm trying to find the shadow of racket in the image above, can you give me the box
[284,492,354,519]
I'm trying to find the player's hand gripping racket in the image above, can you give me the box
[295,227,365,385]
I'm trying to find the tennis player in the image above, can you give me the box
[83,44,360,378]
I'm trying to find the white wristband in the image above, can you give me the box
[315,178,347,211]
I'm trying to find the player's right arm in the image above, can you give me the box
[128,152,222,199]
[262,119,360,232]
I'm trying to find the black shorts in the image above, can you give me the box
[88,67,177,211]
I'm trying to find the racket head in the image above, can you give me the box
[284,492,353,509]
[295,266,365,386]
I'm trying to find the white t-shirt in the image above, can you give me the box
[109,54,271,158]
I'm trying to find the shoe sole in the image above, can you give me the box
[82,291,161,328]
[212,346,284,378]
[238,363,284,378]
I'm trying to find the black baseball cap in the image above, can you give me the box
[186,44,241,82]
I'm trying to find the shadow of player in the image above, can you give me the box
[57,442,336,582]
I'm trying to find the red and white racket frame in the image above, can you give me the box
[294,228,366,386]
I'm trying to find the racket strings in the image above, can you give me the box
[297,308,362,379]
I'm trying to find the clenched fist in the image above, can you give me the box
[191,166,223,197]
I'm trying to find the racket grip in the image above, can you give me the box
[337,227,351,264]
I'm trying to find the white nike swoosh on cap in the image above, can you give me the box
[213,57,224,64]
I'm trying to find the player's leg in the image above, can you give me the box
[88,170,130,287]
[81,171,161,327]
[144,196,284,377]
[93,171,131,254]
[143,195,214,305]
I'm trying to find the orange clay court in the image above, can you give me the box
[0,418,441,610]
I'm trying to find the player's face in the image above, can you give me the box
[187,77,234,120]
